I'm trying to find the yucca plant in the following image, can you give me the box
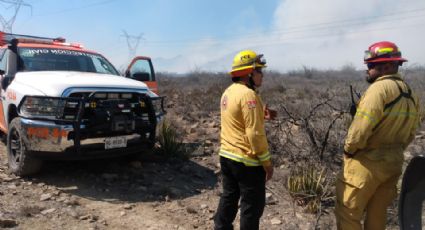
[286,163,333,213]
[156,119,187,158]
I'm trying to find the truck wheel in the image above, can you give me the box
[7,118,43,176]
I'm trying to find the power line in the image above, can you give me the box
[137,18,425,49]
[32,0,116,16]
[224,22,425,48]
[122,30,144,60]
[0,0,31,32]
[139,7,425,46]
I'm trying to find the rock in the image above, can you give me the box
[65,197,80,206]
[58,185,78,191]
[67,209,79,218]
[99,219,108,226]
[190,123,199,129]
[1,176,15,182]
[186,207,197,214]
[123,204,133,210]
[37,182,46,187]
[265,192,277,205]
[41,208,56,215]
[40,193,53,201]
[200,204,208,209]
[0,219,18,228]
[270,218,282,225]
[204,140,213,146]
[79,215,89,220]
[7,184,17,189]
[120,211,126,217]
[79,214,94,220]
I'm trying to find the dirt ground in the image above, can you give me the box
[0,138,339,230]
[2,72,424,229]
[0,111,416,230]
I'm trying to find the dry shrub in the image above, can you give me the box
[156,119,187,159]
[157,66,425,165]
[286,163,334,213]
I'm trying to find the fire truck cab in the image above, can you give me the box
[0,32,165,176]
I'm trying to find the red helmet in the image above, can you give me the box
[364,41,407,63]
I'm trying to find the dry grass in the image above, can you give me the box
[156,119,187,159]
[156,65,425,225]
[286,163,334,213]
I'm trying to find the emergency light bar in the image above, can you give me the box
[0,31,83,49]
[0,31,66,46]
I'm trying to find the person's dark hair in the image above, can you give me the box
[232,77,241,82]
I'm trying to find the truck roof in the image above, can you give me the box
[15,43,98,54]
[0,31,98,54]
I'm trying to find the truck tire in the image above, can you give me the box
[7,117,43,176]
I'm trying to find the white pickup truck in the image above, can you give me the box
[0,32,165,176]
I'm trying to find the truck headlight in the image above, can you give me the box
[151,97,165,117]
[19,96,66,119]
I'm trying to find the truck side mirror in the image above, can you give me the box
[1,76,11,90]
[132,72,151,82]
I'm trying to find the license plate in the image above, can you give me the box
[104,136,127,149]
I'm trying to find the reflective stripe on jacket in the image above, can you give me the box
[220,82,271,167]
[344,74,421,156]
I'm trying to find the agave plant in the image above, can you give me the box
[286,163,334,213]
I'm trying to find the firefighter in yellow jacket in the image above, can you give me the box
[335,41,421,230]
[214,50,275,230]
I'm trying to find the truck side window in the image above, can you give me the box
[129,60,153,81]
[0,49,7,72]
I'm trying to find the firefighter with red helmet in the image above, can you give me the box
[335,41,422,230]
[214,50,275,230]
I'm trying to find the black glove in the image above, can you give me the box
[349,104,356,117]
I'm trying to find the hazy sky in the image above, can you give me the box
[2,0,425,73]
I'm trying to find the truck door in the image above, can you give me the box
[0,73,6,133]
[125,56,158,94]
[0,48,8,133]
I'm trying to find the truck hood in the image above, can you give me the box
[14,71,150,96]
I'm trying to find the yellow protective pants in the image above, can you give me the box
[335,152,402,230]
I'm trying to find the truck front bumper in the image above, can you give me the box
[19,118,149,159]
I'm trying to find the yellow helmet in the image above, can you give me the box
[230,50,266,77]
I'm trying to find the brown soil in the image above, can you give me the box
[0,139,338,230]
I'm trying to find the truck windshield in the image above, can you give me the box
[17,47,120,75]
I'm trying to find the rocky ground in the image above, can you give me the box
[3,118,419,230]
[2,72,425,229]
[0,139,337,230]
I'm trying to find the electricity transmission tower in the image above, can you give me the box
[0,0,31,33]
[122,30,144,60]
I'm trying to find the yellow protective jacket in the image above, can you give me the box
[219,82,271,167]
[344,74,421,158]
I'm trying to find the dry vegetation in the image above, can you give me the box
[157,65,425,228]
[1,66,425,229]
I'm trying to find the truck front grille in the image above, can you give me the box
[60,91,155,136]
